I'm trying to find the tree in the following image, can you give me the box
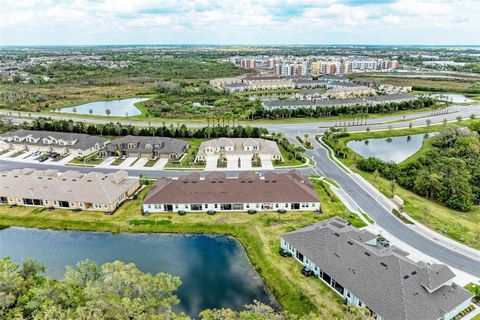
[426,119,432,127]
[72,107,77,115]
[89,108,93,115]
[105,109,111,117]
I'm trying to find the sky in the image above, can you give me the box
[0,0,479,46]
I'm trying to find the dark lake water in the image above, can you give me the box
[347,133,435,163]
[0,227,273,317]
[58,97,147,116]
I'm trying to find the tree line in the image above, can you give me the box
[23,117,268,139]
[251,97,437,119]
[0,257,374,320]
[357,124,480,212]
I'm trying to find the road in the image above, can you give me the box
[3,103,480,136]
[305,140,480,277]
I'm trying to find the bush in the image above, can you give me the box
[177,210,186,216]
[247,209,257,215]
[277,209,287,214]
[207,210,216,215]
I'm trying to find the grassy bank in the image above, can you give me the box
[0,182,358,318]
[329,123,480,249]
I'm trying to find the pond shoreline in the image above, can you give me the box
[0,226,282,317]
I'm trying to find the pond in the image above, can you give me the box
[57,97,148,116]
[347,133,435,163]
[427,94,474,103]
[0,227,274,317]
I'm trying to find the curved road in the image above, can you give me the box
[306,141,480,277]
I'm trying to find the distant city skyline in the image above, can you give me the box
[1,0,479,46]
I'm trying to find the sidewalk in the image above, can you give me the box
[318,137,480,262]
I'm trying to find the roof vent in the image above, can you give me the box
[334,233,340,237]
[403,275,409,280]
[364,252,371,257]
[380,262,387,268]
[347,241,353,245]
[411,271,417,275]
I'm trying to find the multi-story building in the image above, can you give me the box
[281,217,473,320]
[0,169,140,213]
[143,171,320,213]
[0,129,108,157]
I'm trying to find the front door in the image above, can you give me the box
[165,204,173,212]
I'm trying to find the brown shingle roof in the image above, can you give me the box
[144,170,319,205]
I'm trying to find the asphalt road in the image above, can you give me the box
[305,142,480,277]
[3,102,480,136]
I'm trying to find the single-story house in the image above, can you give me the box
[0,169,140,213]
[0,129,108,156]
[100,136,188,159]
[143,170,320,213]
[195,137,282,163]
[281,217,473,320]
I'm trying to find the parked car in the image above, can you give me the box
[377,237,390,248]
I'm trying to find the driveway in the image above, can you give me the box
[205,155,219,170]
[226,155,239,170]
[259,155,274,170]
[239,155,252,170]
[118,157,139,168]
[130,157,148,169]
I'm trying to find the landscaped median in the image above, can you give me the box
[0,179,363,319]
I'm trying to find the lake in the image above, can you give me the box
[427,93,474,103]
[0,227,274,317]
[347,133,434,163]
[58,97,147,116]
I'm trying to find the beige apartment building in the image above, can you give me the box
[0,169,140,213]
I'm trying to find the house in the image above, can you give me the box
[0,169,140,213]
[195,138,282,164]
[100,136,188,159]
[281,217,473,320]
[143,170,320,213]
[325,84,376,99]
[295,88,326,101]
[0,129,108,156]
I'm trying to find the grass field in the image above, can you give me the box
[0,179,359,319]
[165,138,206,169]
[332,123,480,249]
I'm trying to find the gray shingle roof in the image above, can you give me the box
[0,129,108,150]
[103,136,188,155]
[281,217,473,320]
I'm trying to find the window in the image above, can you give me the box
[220,204,232,210]
[232,204,243,210]
[347,292,351,298]
[191,204,202,211]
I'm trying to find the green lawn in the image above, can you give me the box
[274,145,305,167]
[0,179,361,319]
[69,152,104,166]
[164,138,206,169]
[331,123,480,249]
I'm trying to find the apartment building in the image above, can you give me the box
[0,169,140,213]
[143,171,320,213]
[281,217,473,320]
[0,129,108,157]
[100,136,188,159]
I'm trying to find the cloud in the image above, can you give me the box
[0,0,478,45]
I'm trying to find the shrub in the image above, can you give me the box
[247,209,257,215]
[177,210,186,216]
[207,210,216,215]
[277,209,287,214]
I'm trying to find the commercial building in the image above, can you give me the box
[0,129,108,157]
[99,136,188,159]
[143,171,320,213]
[0,169,140,213]
[261,94,417,111]
[281,217,473,320]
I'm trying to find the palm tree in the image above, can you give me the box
[105,109,111,117]
[426,119,432,127]
[72,107,77,116]
[89,108,93,116]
